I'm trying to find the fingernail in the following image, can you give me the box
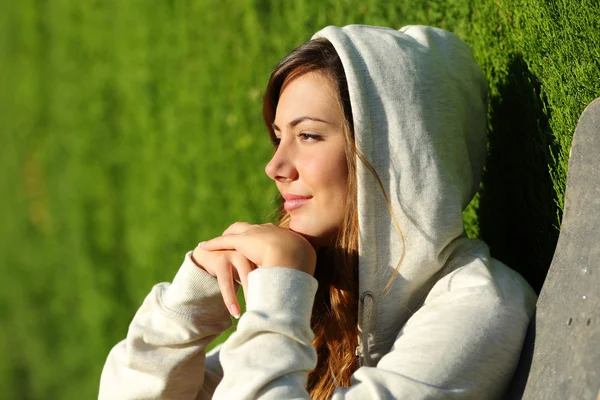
[198,241,205,247]
[229,303,241,319]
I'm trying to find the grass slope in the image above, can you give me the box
[1,0,598,398]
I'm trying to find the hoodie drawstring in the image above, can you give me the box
[357,291,376,367]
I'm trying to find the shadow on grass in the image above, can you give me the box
[478,54,561,294]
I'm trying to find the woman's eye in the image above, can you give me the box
[298,132,322,142]
[271,137,281,147]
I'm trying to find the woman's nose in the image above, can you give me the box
[265,145,297,182]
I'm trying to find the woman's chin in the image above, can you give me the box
[288,222,336,248]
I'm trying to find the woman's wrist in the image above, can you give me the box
[190,248,206,271]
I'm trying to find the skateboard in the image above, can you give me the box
[506,98,600,400]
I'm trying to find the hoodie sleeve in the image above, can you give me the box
[213,263,535,400]
[212,267,319,399]
[98,252,232,400]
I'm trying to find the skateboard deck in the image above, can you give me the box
[506,98,600,400]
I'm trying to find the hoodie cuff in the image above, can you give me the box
[160,251,230,318]
[247,267,319,325]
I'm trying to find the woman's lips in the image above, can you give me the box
[282,194,312,211]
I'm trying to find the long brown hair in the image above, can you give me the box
[263,38,359,399]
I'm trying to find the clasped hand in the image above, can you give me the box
[191,222,316,318]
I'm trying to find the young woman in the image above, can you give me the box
[100,25,536,399]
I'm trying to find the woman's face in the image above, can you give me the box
[265,71,348,246]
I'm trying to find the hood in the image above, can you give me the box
[312,25,490,366]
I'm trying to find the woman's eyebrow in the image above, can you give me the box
[272,116,332,132]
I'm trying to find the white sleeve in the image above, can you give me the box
[99,252,232,400]
[212,264,535,399]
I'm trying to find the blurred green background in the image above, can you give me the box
[1,0,598,398]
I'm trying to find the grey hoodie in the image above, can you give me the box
[99,25,536,399]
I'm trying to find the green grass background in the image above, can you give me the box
[1,0,598,398]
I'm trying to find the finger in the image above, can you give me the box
[200,234,242,252]
[215,263,241,319]
[232,255,255,304]
[222,221,252,236]
[230,266,246,304]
